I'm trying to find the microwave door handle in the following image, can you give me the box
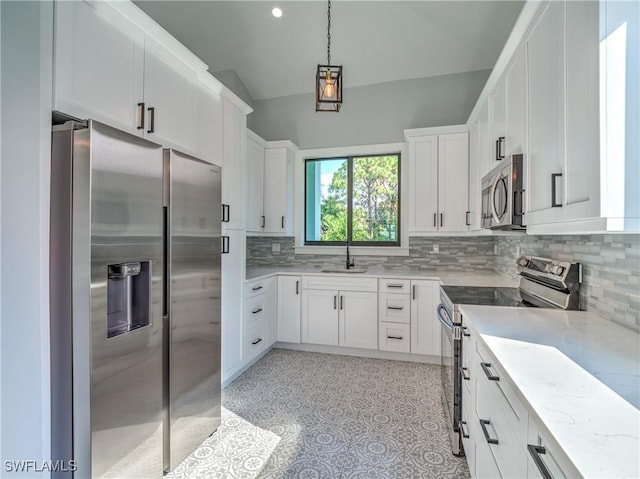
[490,174,502,223]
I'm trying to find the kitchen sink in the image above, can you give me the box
[320,268,368,274]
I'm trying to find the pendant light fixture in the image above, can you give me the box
[316,0,342,112]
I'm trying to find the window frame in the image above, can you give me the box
[303,152,401,247]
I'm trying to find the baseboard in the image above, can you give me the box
[221,347,273,390]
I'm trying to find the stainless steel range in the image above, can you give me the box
[438,256,582,456]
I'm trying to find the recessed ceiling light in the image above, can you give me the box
[272,7,283,18]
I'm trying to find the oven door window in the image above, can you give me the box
[491,174,508,223]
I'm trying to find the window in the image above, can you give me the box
[304,154,400,246]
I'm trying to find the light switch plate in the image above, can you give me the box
[432,244,439,254]
[272,243,281,253]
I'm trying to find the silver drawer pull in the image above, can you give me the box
[459,420,469,439]
[386,284,404,288]
[387,335,403,340]
[251,338,263,345]
[387,306,404,311]
[527,445,553,479]
[252,285,263,291]
[251,308,263,314]
[481,362,500,381]
[479,419,499,445]
[459,366,470,381]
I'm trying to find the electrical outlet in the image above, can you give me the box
[432,243,439,254]
[272,243,281,253]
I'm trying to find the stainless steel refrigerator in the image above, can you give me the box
[50,119,221,478]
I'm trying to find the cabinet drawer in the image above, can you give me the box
[244,321,266,362]
[302,275,378,292]
[244,295,266,328]
[245,278,272,299]
[378,323,410,353]
[527,415,579,478]
[378,294,411,323]
[378,278,411,294]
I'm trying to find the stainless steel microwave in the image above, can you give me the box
[481,154,525,230]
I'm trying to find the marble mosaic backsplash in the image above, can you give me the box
[246,236,496,272]
[247,234,640,330]
[494,234,640,330]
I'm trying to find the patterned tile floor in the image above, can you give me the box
[185,348,470,479]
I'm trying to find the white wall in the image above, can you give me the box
[247,69,489,149]
[1,2,53,476]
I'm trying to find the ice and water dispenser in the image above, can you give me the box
[107,261,151,338]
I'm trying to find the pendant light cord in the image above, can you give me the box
[327,0,331,65]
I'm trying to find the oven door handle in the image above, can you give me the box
[437,304,453,330]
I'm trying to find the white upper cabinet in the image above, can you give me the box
[222,97,247,230]
[54,1,144,133]
[246,131,266,233]
[263,145,296,235]
[405,127,470,234]
[142,39,191,150]
[526,0,566,225]
[489,74,507,163]
[504,44,527,158]
[245,130,297,236]
[189,81,223,166]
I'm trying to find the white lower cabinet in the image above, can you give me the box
[378,279,412,353]
[243,277,275,364]
[277,275,301,343]
[410,280,440,356]
[301,276,378,350]
[378,323,411,353]
[221,229,245,382]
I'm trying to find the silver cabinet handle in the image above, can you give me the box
[496,136,505,161]
[551,173,563,207]
[481,362,500,381]
[412,285,416,300]
[387,335,403,340]
[281,216,285,228]
[479,419,498,445]
[387,306,404,311]
[459,366,470,381]
[147,106,155,133]
[221,236,230,254]
[340,295,344,310]
[221,204,230,222]
[251,338,263,345]
[137,102,145,130]
[251,308,263,314]
[440,213,443,227]
[386,284,404,289]
[459,420,469,439]
[333,295,337,310]
[261,215,265,228]
[252,285,263,291]
[527,445,553,479]
[465,211,470,226]
[433,213,437,227]
[296,280,299,295]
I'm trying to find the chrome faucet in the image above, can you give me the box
[345,242,355,270]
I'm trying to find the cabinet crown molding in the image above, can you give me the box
[266,140,299,152]
[404,124,467,140]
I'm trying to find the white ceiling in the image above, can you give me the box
[135,1,524,101]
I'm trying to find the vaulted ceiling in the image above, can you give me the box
[135,1,524,101]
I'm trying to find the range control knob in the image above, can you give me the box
[517,257,529,267]
[551,265,565,276]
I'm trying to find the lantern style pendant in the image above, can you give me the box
[316,0,342,112]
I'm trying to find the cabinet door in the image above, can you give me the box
[221,229,245,382]
[277,276,301,343]
[438,133,469,232]
[477,101,492,177]
[339,291,378,350]
[189,81,223,166]
[526,0,565,224]
[564,0,600,221]
[301,289,339,346]
[468,121,482,231]
[143,39,191,150]
[54,1,144,134]
[222,98,246,230]
[263,148,288,233]
[246,136,265,233]
[408,136,439,233]
[410,280,440,356]
[505,44,527,157]
[490,74,507,163]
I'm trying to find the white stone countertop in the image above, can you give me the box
[245,266,518,288]
[460,304,640,479]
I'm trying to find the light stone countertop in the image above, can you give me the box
[245,266,518,288]
[460,304,640,479]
